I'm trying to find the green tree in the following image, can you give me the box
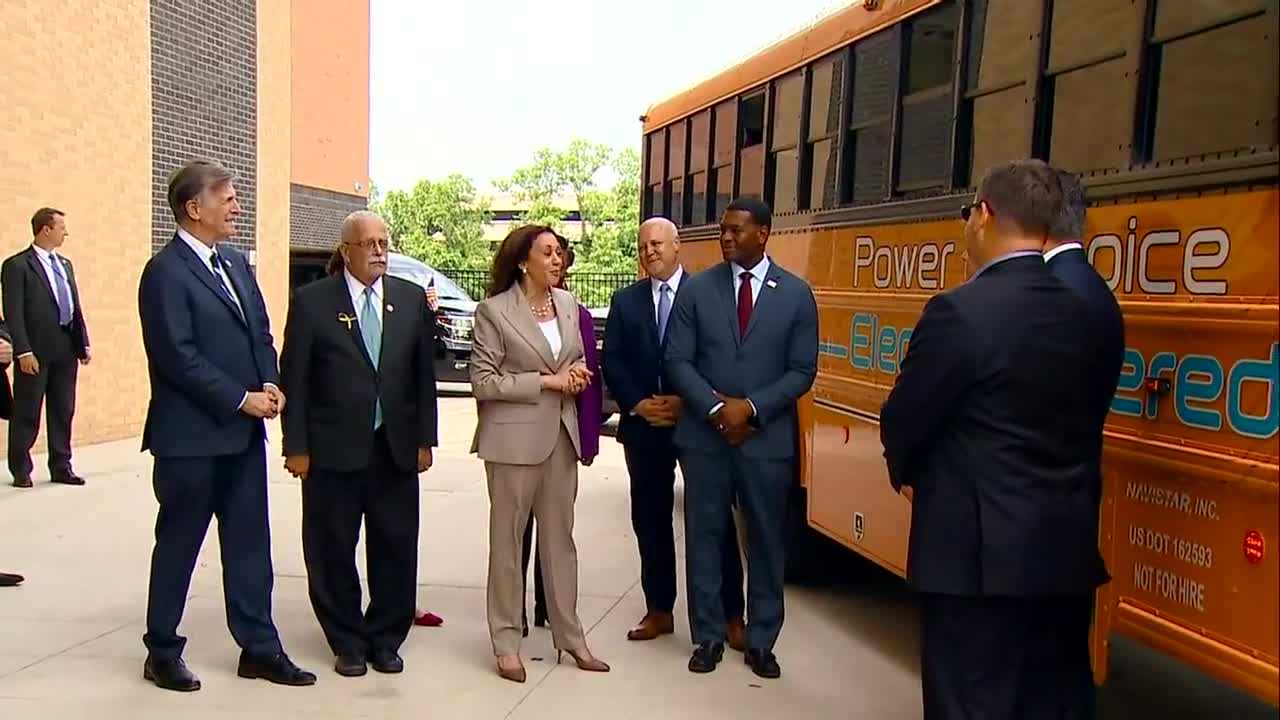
[371,174,493,270]
[495,140,641,277]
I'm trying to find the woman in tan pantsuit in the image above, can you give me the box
[470,224,610,684]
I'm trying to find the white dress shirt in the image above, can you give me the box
[1044,240,1084,262]
[651,265,685,325]
[344,268,384,327]
[538,318,562,360]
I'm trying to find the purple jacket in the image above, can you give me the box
[575,303,602,461]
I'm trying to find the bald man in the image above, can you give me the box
[602,218,747,647]
[279,211,439,677]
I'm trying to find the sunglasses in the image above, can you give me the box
[960,200,991,221]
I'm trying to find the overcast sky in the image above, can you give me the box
[369,0,849,192]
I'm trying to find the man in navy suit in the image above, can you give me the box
[881,160,1109,719]
[1043,168,1126,720]
[137,158,316,692]
[602,217,746,648]
[664,198,819,679]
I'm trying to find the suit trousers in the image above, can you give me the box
[9,338,77,479]
[919,593,1095,720]
[626,441,744,618]
[680,449,790,651]
[143,440,283,660]
[485,427,585,656]
[302,429,419,656]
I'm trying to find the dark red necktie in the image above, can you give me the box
[737,271,753,336]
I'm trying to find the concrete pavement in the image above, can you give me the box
[1,397,1274,718]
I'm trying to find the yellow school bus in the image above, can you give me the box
[638,0,1279,705]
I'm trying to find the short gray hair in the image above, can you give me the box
[1051,169,1086,240]
[340,210,385,243]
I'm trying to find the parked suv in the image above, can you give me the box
[385,253,476,383]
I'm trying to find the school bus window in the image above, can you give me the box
[646,131,666,219]
[770,71,804,213]
[1045,0,1140,172]
[1143,6,1278,161]
[807,52,844,210]
[845,29,897,204]
[711,100,737,219]
[963,0,1038,185]
[738,91,767,200]
[667,120,687,225]
[689,110,711,225]
[898,3,959,192]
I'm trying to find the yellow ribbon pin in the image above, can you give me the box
[338,312,356,330]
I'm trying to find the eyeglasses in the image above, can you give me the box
[346,238,390,251]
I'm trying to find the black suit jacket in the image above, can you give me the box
[880,255,1109,597]
[0,320,12,420]
[602,275,677,448]
[1047,247,1126,513]
[1,246,90,361]
[279,273,438,473]
[138,236,280,458]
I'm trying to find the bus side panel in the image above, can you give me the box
[809,403,911,576]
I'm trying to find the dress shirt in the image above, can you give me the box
[17,245,87,359]
[344,268,385,327]
[651,265,685,326]
[708,255,773,420]
[1043,240,1084,262]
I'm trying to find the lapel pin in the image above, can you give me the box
[765,279,777,289]
[338,312,356,330]
[386,304,395,313]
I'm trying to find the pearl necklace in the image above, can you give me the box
[530,292,554,319]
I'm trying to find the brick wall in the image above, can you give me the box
[149,0,258,257]
[290,183,368,252]
[0,1,153,451]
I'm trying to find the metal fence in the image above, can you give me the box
[437,268,635,309]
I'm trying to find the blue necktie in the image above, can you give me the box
[50,255,73,326]
[209,252,245,322]
[360,287,383,429]
[657,282,672,342]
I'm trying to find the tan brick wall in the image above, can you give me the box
[0,2,153,453]
[257,0,292,450]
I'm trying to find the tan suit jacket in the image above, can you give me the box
[470,284,583,465]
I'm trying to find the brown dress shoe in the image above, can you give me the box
[626,611,675,641]
[727,617,747,652]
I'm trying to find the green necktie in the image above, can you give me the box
[361,287,383,429]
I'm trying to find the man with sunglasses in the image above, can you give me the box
[279,211,438,678]
[881,160,1109,719]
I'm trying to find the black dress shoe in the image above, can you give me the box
[688,642,724,673]
[745,648,781,679]
[51,474,85,486]
[0,572,24,587]
[12,476,32,488]
[237,652,317,686]
[370,648,404,674]
[334,652,367,677]
[144,656,201,692]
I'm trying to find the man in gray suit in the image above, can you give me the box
[664,197,819,679]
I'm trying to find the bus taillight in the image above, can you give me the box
[1244,530,1265,564]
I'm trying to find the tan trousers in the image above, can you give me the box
[485,428,585,656]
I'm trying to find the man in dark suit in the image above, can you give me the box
[138,158,315,692]
[280,211,438,678]
[602,217,747,648]
[880,159,1110,719]
[664,198,819,679]
[0,320,22,588]
[1,208,91,488]
[1044,168,1126,720]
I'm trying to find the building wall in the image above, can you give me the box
[0,1,154,449]
[288,0,370,254]
[150,0,259,257]
[0,0,295,452]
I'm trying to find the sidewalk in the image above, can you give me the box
[0,397,922,719]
